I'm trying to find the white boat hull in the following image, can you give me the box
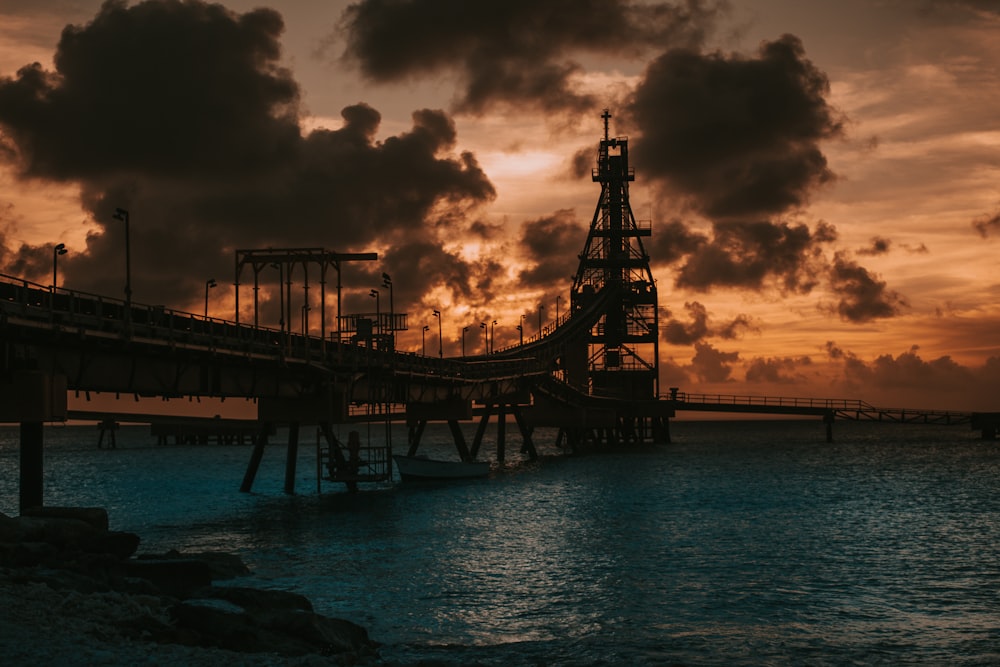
[393,455,490,481]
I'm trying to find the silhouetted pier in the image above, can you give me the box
[1,111,992,511]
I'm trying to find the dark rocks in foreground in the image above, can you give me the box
[0,507,379,663]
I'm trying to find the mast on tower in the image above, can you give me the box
[569,109,660,401]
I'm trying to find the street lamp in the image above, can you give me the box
[112,207,131,310]
[556,295,562,324]
[480,321,487,355]
[462,325,469,356]
[271,262,285,335]
[52,243,67,289]
[432,309,442,358]
[517,314,524,346]
[382,272,393,346]
[422,325,429,356]
[538,304,544,334]
[204,278,217,317]
[491,319,497,354]
[369,289,380,335]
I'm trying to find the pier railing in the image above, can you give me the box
[668,391,971,424]
[0,273,549,384]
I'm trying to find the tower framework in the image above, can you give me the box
[569,110,660,401]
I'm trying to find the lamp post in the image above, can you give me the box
[382,272,393,347]
[52,243,67,289]
[538,304,544,334]
[432,309,442,358]
[491,319,497,354]
[480,321,487,355]
[422,325,429,356]
[272,263,285,336]
[112,208,131,310]
[462,325,469,356]
[517,314,524,346]
[369,289,380,335]
[204,278,217,317]
[556,294,562,324]
[301,304,310,335]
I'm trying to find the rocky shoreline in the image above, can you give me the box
[0,506,382,665]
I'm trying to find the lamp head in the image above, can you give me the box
[113,207,128,221]
[207,278,217,288]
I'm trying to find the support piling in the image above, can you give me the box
[19,421,43,513]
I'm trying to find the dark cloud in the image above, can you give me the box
[716,313,758,339]
[674,219,836,293]
[663,301,710,345]
[337,0,723,114]
[973,211,1000,238]
[660,357,691,386]
[0,1,495,313]
[645,218,709,265]
[900,242,929,254]
[744,355,811,384]
[916,0,1000,19]
[828,342,1000,410]
[689,341,738,382]
[828,252,908,322]
[378,240,490,306]
[824,340,845,360]
[661,300,756,345]
[0,0,299,180]
[627,34,843,220]
[856,236,892,256]
[517,209,586,288]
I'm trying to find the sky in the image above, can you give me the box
[1,0,999,412]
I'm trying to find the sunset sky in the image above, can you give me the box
[1,0,999,412]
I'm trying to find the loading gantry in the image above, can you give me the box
[568,109,660,404]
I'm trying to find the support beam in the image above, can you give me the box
[448,420,472,462]
[407,420,427,456]
[19,421,43,513]
[240,422,271,492]
[470,407,491,460]
[512,406,538,461]
[285,422,300,494]
[496,403,507,464]
[824,411,835,443]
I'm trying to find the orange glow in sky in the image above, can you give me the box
[1,1,999,411]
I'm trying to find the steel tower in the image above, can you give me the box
[569,110,660,400]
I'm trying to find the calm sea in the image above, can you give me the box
[2,419,999,666]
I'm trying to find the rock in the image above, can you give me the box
[200,585,313,613]
[21,507,109,532]
[11,564,107,594]
[137,549,250,580]
[0,512,22,542]
[15,515,96,548]
[169,591,378,658]
[1,541,57,567]
[83,531,140,560]
[123,558,213,597]
[170,600,311,655]
[265,609,374,655]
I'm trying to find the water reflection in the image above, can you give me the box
[2,422,999,665]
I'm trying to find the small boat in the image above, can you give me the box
[393,454,490,481]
